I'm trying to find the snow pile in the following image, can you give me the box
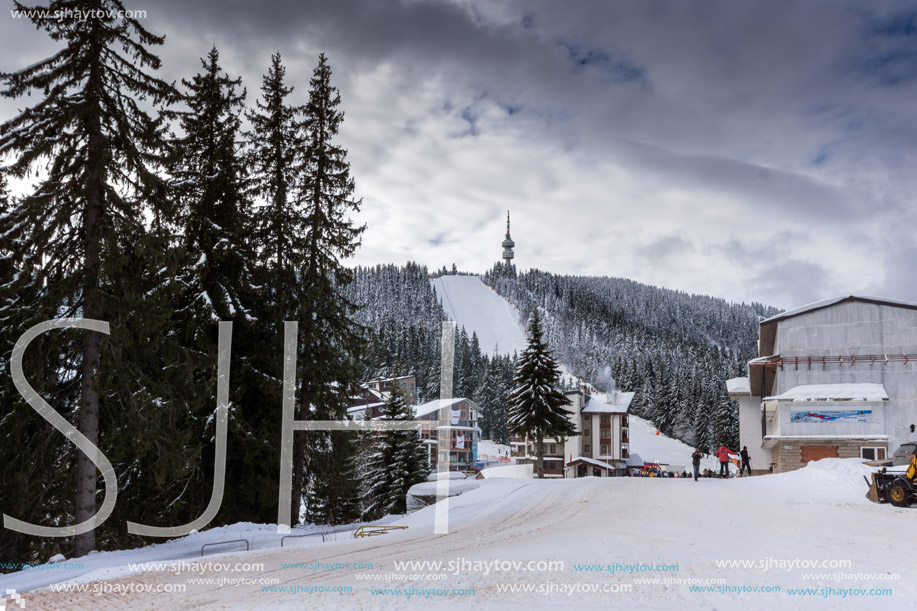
[726,376,750,394]
[431,275,528,356]
[478,463,533,479]
[765,458,877,497]
[0,520,383,594]
[406,479,483,511]
[424,471,468,482]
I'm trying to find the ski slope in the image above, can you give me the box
[15,459,917,610]
[431,275,527,356]
[627,415,722,472]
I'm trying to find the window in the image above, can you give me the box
[600,445,610,455]
[601,415,610,425]
[549,444,556,454]
[622,448,629,458]
[584,444,591,453]
[583,429,591,438]
[601,429,610,439]
[860,447,886,461]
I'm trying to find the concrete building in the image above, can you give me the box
[347,375,419,420]
[510,386,633,478]
[415,398,482,472]
[729,296,917,473]
[367,375,418,406]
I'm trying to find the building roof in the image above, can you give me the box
[414,398,477,419]
[582,391,634,414]
[566,456,619,470]
[368,375,415,384]
[765,383,888,402]
[726,377,750,396]
[761,295,917,325]
[346,402,385,414]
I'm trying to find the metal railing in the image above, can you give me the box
[353,525,408,538]
[201,539,250,556]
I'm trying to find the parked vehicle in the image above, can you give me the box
[893,442,917,466]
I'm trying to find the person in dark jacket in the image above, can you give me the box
[740,446,751,477]
[691,449,703,481]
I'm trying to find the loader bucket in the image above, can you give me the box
[865,474,881,503]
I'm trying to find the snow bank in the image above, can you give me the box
[0,520,385,594]
[478,463,533,479]
[770,457,876,488]
[425,471,468,481]
[406,479,483,511]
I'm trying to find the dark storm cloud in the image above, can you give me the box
[2,0,916,309]
[750,260,833,311]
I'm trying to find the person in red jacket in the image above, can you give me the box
[715,445,733,478]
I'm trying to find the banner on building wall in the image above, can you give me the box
[790,410,873,423]
[456,433,465,449]
[451,409,461,425]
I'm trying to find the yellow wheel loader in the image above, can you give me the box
[867,450,917,507]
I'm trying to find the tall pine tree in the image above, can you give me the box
[506,310,576,478]
[168,45,253,323]
[295,54,366,524]
[361,385,429,520]
[0,0,174,556]
[246,52,306,282]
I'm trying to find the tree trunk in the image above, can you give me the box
[291,372,309,526]
[290,435,304,525]
[535,433,545,479]
[75,54,105,558]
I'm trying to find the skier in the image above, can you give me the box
[714,445,732,478]
[691,449,703,481]
[740,446,751,477]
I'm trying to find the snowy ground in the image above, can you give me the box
[431,275,528,356]
[8,458,917,610]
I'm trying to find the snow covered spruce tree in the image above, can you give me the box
[506,310,576,478]
[361,386,429,520]
[713,395,739,450]
[295,54,366,525]
[168,46,253,323]
[224,52,311,524]
[155,46,264,526]
[0,0,174,557]
[246,53,306,289]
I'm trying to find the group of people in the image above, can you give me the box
[690,445,752,481]
[628,466,689,478]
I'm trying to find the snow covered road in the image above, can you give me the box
[15,459,917,610]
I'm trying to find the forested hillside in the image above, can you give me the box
[346,263,517,444]
[347,262,777,453]
[482,264,778,450]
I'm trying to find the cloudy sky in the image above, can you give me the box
[3,0,917,310]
